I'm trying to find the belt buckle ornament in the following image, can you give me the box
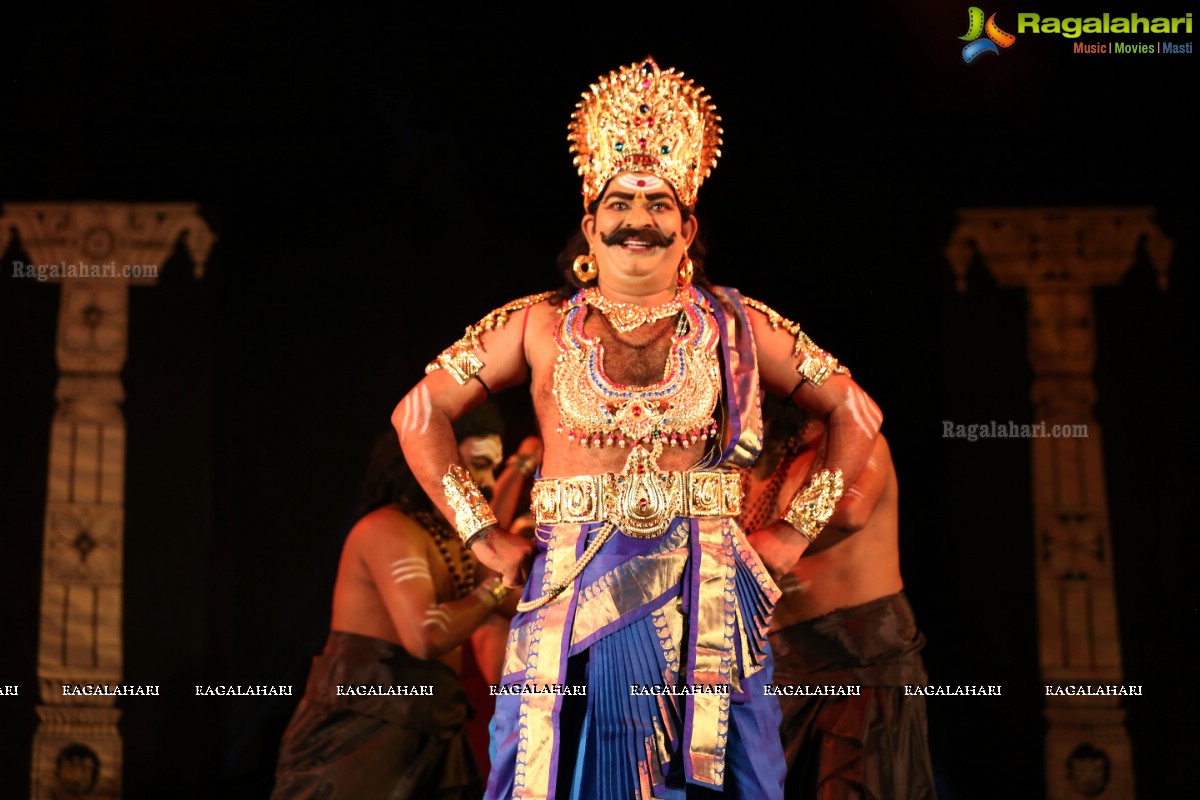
[613,441,680,538]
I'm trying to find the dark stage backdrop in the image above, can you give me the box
[2,3,1196,798]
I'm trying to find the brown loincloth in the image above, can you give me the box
[272,630,483,799]
[769,592,936,800]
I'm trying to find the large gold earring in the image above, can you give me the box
[678,252,694,286]
[573,252,598,283]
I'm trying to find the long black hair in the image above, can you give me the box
[351,402,505,522]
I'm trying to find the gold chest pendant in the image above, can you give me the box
[551,286,722,455]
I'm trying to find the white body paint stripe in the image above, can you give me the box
[396,385,433,441]
[417,385,432,435]
[423,606,452,632]
[390,557,433,584]
[403,394,414,433]
[844,384,883,438]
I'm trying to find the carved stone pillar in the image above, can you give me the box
[0,204,214,799]
[946,208,1170,800]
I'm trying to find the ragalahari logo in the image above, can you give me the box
[960,7,1017,62]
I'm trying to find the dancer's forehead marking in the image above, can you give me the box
[615,173,666,193]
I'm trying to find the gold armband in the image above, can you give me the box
[782,469,845,542]
[426,292,556,385]
[442,464,499,546]
[474,576,510,608]
[429,340,486,386]
[742,296,850,387]
[794,330,847,387]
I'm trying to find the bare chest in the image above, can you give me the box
[582,313,678,386]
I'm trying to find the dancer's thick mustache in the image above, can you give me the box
[600,227,677,248]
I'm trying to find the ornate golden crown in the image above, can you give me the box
[568,57,722,210]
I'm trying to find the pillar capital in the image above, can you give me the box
[946,207,1170,293]
[1,202,215,282]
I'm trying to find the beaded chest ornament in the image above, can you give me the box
[552,285,721,462]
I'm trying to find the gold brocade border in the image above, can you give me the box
[650,603,683,777]
[727,394,764,469]
[688,518,736,786]
[722,307,763,469]
[513,523,584,800]
[730,523,781,680]
[502,623,525,680]
[707,287,764,471]
[715,520,737,785]
[735,610,753,688]
[570,523,689,647]
[651,603,682,678]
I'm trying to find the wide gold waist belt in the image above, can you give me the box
[532,468,742,539]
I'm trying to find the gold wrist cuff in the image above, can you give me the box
[782,468,844,542]
[442,464,499,546]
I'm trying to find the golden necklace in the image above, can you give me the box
[580,285,690,334]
